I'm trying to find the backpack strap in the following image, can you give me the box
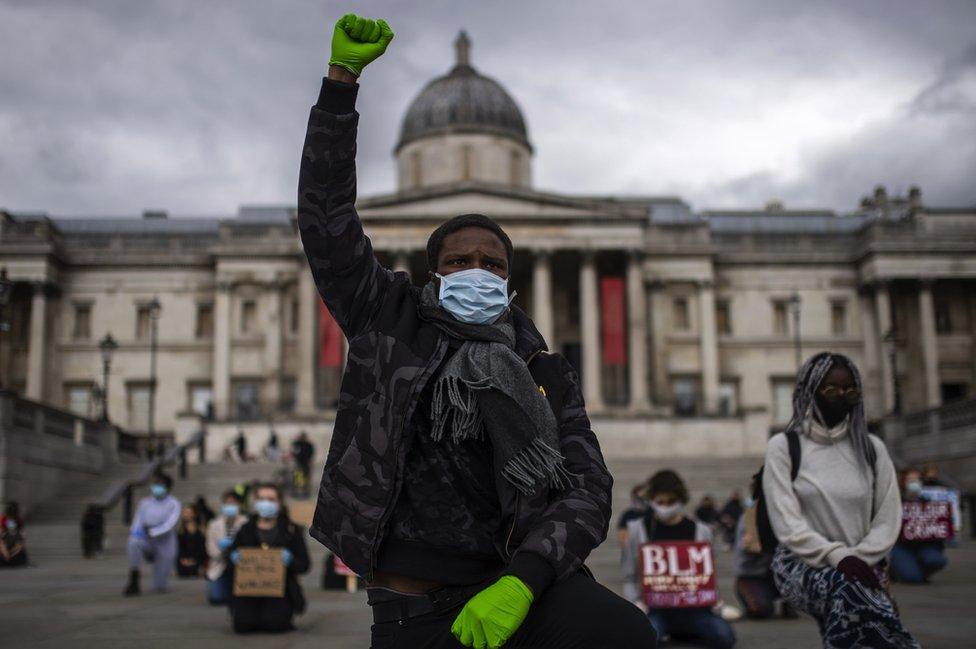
[786,429,802,482]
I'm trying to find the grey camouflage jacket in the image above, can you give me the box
[297,79,613,592]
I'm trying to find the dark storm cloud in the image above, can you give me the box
[1,0,974,216]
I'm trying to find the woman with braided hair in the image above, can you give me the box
[762,352,918,648]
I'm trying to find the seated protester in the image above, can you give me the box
[890,468,948,584]
[176,504,208,577]
[617,483,649,549]
[695,496,719,527]
[206,490,249,605]
[0,516,28,567]
[228,483,310,633]
[717,491,744,549]
[81,504,105,558]
[763,353,918,648]
[623,470,736,649]
[1,502,24,532]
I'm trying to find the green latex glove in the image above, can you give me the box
[328,13,394,77]
[451,576,534,649]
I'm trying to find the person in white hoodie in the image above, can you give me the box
[124,472,181,595]
[763,352,918,648]
[205,490,249,605]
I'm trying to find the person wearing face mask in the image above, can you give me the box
[622,470,736,648]
[124,472,181,595]
[0,513,28,568]
[295,13,651,649]
[762,352,918,648]
[205,490,249,604]
[889,468,949,584]
[227,483,310,633]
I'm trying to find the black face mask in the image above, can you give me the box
[814,393,852,428]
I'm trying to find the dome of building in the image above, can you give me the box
[395,32,531,153]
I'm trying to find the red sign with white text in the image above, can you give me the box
[639,541,717,608]
[901,501,953,542]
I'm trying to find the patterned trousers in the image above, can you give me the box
[772,546,919,649]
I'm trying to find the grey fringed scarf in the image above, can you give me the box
[418,283,570,495]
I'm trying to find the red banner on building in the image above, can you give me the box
[901,501,953,542]
[639,540,717,608]
[319,301,343,368]
[600,276,626,366]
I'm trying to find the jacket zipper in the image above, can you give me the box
[365,338,448,582]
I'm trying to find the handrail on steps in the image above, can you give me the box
[95,430,206,525]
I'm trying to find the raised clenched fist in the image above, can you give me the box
[329,13,394,77]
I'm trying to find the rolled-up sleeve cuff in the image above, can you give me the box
[315,77,359,114]
[826,547,849,568]
[504,551,555,599]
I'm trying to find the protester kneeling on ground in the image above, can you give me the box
[890,468,949,584]
[227,483,310,633]
[206,490,249,605]
[762,352,918,648]
[176,503,207,577]
[622,469,736,649]
[732,477,793,620]
[0,512,28,568]
[124,472,180,595]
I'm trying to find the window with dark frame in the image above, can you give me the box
[772,300,788,335]
[135,305,152,340]
[716,299,731,335]
[240,300,256,335]
[195,303,214,338]
[72,303,91,340]
[290,297,300,334]
[673,296,690,331]
[672,377,699,417]
[935,300,952,334]
[831,300,847,335]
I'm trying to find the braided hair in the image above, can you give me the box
[785,351,876,468]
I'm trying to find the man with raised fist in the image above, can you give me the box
[298,13,656,648]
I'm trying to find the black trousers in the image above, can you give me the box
[231,596,295,634]
[370,572,656,649]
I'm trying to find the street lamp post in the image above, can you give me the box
[788,292,802,370]
[98,333,118,422]
[147,297,161,455]
[884,328,902,415]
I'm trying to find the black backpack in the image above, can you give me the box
[752,429,877,555]
[752,430,802,555]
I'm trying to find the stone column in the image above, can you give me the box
[873,283,895,413]
[212,281,232,419]
[647,281,669,406]
[25,283,49,401]
[859,288,881,417]
[626,252,650,412]
[263,280,284,412]
[918,280,941,408]
[296,268,317,414]
[697,280,720,415]
[579,252,605,412]
[532,251,554,348]
[393,251,412,279]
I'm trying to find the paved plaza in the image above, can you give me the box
[3,458,974,648]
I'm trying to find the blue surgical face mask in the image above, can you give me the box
[254,499,279,519]
[221,504,240,518]
[4,519,16,531]
[150,484,167,499]
[436,269,511,325]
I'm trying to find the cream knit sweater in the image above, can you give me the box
[762,419,901,568]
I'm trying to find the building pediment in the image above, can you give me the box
[357,181,647,223]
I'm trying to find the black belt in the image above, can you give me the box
[368,583,486,624]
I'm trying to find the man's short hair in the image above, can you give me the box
[646,469,689,504]
[426,213,514,271]
[152,472,173,490]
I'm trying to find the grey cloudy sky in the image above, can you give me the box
[1,0,974,217]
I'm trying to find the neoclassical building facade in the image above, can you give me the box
[1,34,974,457]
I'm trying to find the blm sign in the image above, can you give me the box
[901,501,953,542]
[639,540,717,608]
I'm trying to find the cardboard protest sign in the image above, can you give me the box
[233,547,286,598]
[901,500,953,542]
[639,540,717,608]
